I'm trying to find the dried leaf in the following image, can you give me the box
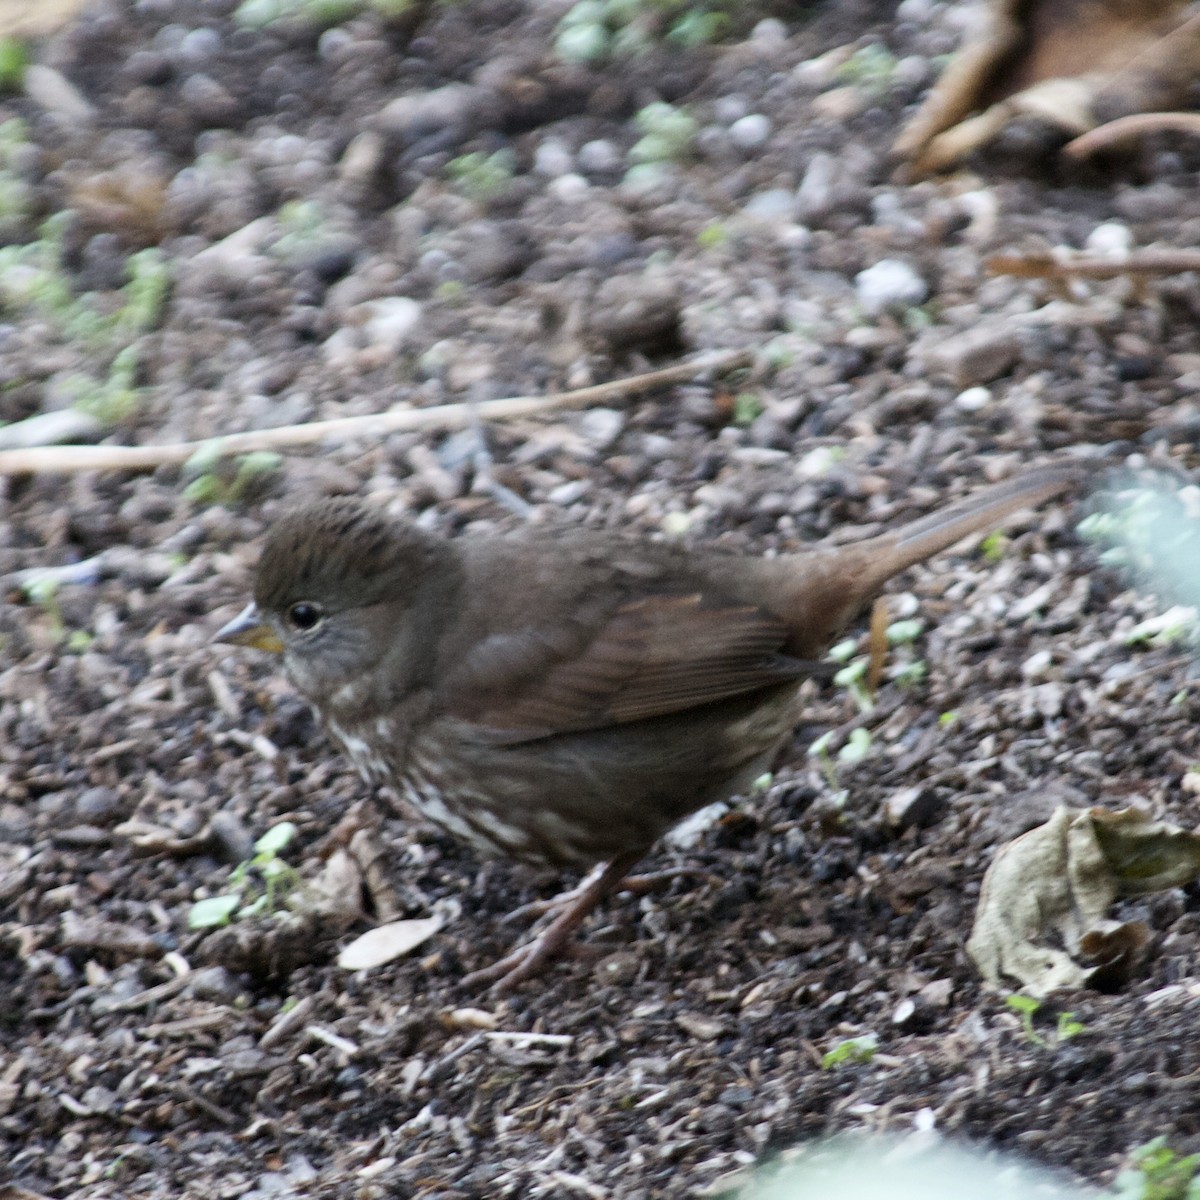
[967,804,1200,995]
[895,0,1200,175]
[337,915,445,971]
[0,0,89,39]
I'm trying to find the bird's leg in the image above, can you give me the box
[462,849,645,992]
[503,864,697,925]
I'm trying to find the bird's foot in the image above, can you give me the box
[462,850,644,993]
[502,864,689,926]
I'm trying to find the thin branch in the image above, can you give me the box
[0,349,753,477]
[1064,112,1200,160]
[987,248,1200,280]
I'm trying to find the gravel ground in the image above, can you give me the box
[4,0,1200,1196]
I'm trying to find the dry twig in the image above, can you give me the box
[0,349,753,477]
[1064,112,1200,158]
[987,249,1200,280]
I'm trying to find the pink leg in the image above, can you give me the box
[462,850,644,993]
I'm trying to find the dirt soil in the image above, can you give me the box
[5,0,1200,1196]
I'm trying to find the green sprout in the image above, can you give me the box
[188,822,301,929]
[666,6,729,47]
[183,447,284,507]
[807,731,841,792]
[821,1033,878,1070]
[234,0,410,28]
[630,102,697,165]
[1080,483,1200,645]
[733,391,763,427]
[696,222,729,251]
[0,39,27,91]
[1005,995,1086,1048]
[0,223,168,427]
[832,657,874,713]
[1006,994,1045,1045]
[1057,1012,1086,1040]
[23,576,65,643]
[269,199,327,262]
[838,727,872,765]
[555,0,733,65]
[1124,608,1198,649]
[70,345,143,426]
[979,530,1008,563]
[835,43,898,94]
[1111,1137,1200,1200]
[21,575,94,651]
[446,149,515,204]
[886,619,923,645]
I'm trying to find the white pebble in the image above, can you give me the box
[855,259,928,314]
[362,297,422,351]
[893,55,930,86]
[547,480,590,506]
[533,139,573,178]
[954,386,992,413]
[578,407,625,448]
[742,188,796,221]
[179,27,220,61]
[1085,221,1132,258]
[548,173,589,200]
[1021,649,1053,679]
[795,446,841,480]
[730,113,772,151]
[750,18,788,47]
[577,139,621,174]
[713,94,749,124]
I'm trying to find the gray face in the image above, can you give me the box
[270,601,380,703]
[250,498,463,711]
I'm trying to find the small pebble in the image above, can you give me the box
[955,386,992,413]
[742,189,797,221]
[24,65,96,120]
[377,84,480,139]
[713,94,749,124]
[920,324,1020,387]
[533,139,573,177]
[729,113,771,151]
[577,139,621,174]
[811,86,865,121]
[0,409,104,450]
[1085,221,1132,257]
[548,173,588,200]
[796,152,837,221]
[179,73,237,122]
[547,480,590,506]
[362,297,422,351]
[1021,649,1054,679]
[578,408,625,449]
[893,54,930,87]
[750,18,788,47]
[178,27,220,61]
[855,259,927,314]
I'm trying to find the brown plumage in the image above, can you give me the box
[216,463,1077,989]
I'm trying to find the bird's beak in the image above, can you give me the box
[214,603,284,654]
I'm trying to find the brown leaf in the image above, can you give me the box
[0,0,89,39]
[895,0,1200,175]
[967,804,1200,996]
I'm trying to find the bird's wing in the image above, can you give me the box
[441,592,814,744]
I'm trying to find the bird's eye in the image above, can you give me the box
[286,601,323,631]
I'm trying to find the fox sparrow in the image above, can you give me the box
[216,463,1076,989]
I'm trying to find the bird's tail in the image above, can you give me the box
[874,462,1081,581]
[774,461,1080,658]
